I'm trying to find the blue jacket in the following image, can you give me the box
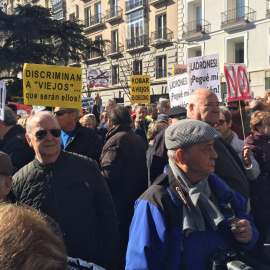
[125,173,259,270]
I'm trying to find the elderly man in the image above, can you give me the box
[126,120,258,270]
[100,105,148,269]
[0,152,13,202]
[53,107,102,162]
[187,88,249,202]
[12,111,120,270]
[0,107,34,171]
[157,99,170,121]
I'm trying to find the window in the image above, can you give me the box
[186,45,203,59]
[156,56,167,79]
[156,14,166,39]
[85,7,91,27]
[112,66,119,85]
[133,60,142,75]
[111,0,118,17]
[69,13,76,22]
[225,34,246,64]
[186,0,202,32]
[111,30,119,53]
[126,10,146,47]
[95,2,102,23]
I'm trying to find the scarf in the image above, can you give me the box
[222,128,233,144]
[169,160,225,236]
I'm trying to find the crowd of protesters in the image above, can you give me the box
[0,89,270,269]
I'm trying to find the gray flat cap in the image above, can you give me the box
[165,119,220,150]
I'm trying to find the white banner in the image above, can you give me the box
[0,81,6,121]
[188,54,221,100]
[33,106,46,113]
[87,69,110,88]
[81,97,94,109]
[168,73,190,108]
[224,64,251,102]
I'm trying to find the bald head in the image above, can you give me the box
[187,88,220,127]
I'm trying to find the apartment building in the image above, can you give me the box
[1,0,179,105]
[180,0,270,98]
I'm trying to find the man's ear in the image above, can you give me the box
[25,133,33,147]
[176,149,187,164]
[188,103,195,115]
[107,118,112,129]
[168,118,173,125]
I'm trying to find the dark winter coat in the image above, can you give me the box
[63,122,102,162]
[12,151,121,270]
[246,132,270,219]
[100,124,148,227]
[0,125,34,172]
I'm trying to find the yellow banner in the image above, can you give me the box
[23,63,82,109]
[130,75,150,104]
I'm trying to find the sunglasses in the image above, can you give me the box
[228,106,239,111]
[217,119,226,126]
[33,128,61,140]
[54,110,73,116]
[101,115,108,119]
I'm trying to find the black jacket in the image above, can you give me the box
[0,125,34,172]
[63,122,102,162]
[12,151,120,270]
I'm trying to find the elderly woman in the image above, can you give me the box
[215,106,260,181]
[245,111,270,263]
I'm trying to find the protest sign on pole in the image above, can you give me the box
[172,64,187,76]
[224,64,251,102]
[81,97,94,109]
[168,73,190,108]
[0,81,6,120]
[130,75,150,104]
[87,69,110,88]
[23,63,82,109]
[188,54,221,100]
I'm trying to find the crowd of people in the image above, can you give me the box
[0,89,270,269]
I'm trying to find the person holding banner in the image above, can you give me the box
[187,88,250,202]
[245,111,270,264]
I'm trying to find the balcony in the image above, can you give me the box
[125,0,146,14]
[267,0,270,18]
[221,6,256,32]
[106,42,124,57]
[52,1,65,13]
[150,28,173,47]
[126,35,149,52]
[85,13,105,30]
[182,19,211,41]
[149,0,167,6]
[105,6,123,23]
[86,50,104,62]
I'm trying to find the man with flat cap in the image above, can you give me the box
[149,105,187,184]
[126,119,258,270]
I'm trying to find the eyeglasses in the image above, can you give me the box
[228,106,239,111]
[54,110,73,117]
[216,119,226,126]
[33,128,61,140]
[101,115,108,119]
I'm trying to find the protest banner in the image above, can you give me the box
[168,73,190,108]
[81,97,94,109]
[188,54,221,100]
[33,106,46,113]
[8,102,32,114]
[224,64,251,102]
[0,81,6,120]
[130,75,150,104]
[87,69,110,88]
[23,63,82,109]
[172,64,187,76]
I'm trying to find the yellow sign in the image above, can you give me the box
[23,63,82,109]
[130,75,150,104]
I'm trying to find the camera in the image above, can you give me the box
[210,248,254,270]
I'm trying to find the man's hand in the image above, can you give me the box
[94,92,100,105]
[242,146,251,166]
[232,219,252,243]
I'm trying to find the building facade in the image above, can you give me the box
[1,0,270,104]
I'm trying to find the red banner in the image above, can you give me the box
[8,102,33,115]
